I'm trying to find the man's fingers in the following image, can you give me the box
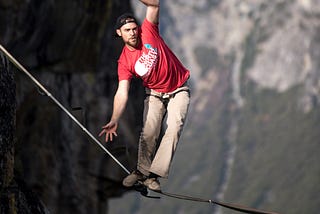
[98,129,105,137]
[99,125,118,142]
[105,132,110,142]
[104,132,118,142]
[105,132,113,142]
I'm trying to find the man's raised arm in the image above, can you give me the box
[139,0,160,24]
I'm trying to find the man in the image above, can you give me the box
[99,0,190,191]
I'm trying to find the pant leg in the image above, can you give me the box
[149,90,190,178]
[137,94,166,176]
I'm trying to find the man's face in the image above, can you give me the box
[117,22,139,50]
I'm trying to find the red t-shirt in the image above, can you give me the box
[117,19,190,93]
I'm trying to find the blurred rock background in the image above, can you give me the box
[111,0,320,214]
[0,0,319,214]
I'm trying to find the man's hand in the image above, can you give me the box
[139,0,159,7]
[99,121,118,142]
[139,0,159,24]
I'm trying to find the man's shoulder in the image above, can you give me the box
[141,19,160,40]
[118,46,141,66]
[119,46,133,58]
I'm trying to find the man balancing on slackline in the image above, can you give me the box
[99,0,190,191]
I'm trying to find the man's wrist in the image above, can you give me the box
[110,118,119,123]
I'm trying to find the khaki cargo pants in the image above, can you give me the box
[137,82,190,178]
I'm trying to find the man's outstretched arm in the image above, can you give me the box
[99,80,130,142]
[139,0,160,24]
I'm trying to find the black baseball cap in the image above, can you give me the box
[115,13,138,37]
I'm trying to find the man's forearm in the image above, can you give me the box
[139,0,159,7]
[110,92,128,122]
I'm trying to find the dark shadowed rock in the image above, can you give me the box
[0,0,144,213]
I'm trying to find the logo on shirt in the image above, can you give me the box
[134,44,158,77]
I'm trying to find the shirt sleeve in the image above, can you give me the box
[141,19,161,40]
[118,60,133,81]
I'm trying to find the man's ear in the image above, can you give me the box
[116,29,122,37]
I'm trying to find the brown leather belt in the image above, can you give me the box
[146,82,190,100]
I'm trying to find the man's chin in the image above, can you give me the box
[128,41,138,48]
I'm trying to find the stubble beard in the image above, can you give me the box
[126,37,139,49]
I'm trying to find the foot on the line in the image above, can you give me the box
[143,177,161,191]
[122,170,146,187]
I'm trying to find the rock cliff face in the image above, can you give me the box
[0,0,144,213]
[152,0,320,113]
[1,0,320,214]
